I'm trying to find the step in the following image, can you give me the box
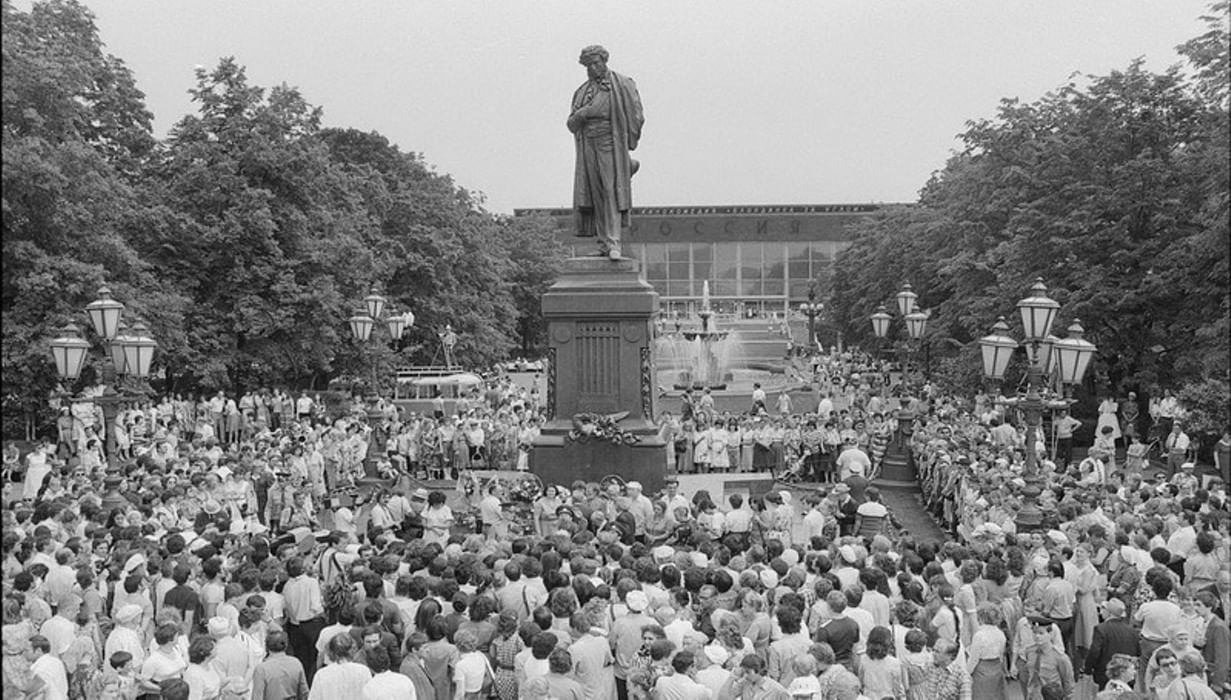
[880,461,916,482]
[872,478,919,492]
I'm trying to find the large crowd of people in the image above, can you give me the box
[2,353,1228,700]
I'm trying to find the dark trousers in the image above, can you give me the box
[287,617,324,683]
[1056,438,1074,467]
[1053,615,1076,662]
[1167,450,1186,477]
[615,677,628,700]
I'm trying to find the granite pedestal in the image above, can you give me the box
[531,257,667,492]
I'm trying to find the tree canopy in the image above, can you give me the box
[832,4,1229,400]
[2,0,562,436]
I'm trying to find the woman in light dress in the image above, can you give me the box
[422,491,455,547]
[1096,395,1122,442]
[691,418,711,474]
[709,421,731,472]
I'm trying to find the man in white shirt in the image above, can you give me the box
[802,496,827,542]
[625,481,655,539]
[1054,410,1082,468]
[43,550,78,610]
[296,393,314,421]
[363,644,416,700]
[654,651,713,700]
[662,479,691,524]
[816,393,834,421]
[1165,422,1191,476]
[1166,510,1199,566]
[39,595,79,658]
[28,634,69,700]
[835,438,870,481]
[723,494,753,537]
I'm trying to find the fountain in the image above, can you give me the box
[661,282,736,390]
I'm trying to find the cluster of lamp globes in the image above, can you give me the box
[869,282,930,342]
[48,287,158,382]
[869,279,1095,386]
[347,286,414,343]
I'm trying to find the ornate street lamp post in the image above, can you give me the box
[49,286,158,462]
[799,280,824,356]
[347,285,412,480]
[870,282,933,378]
[979,279,1094,532]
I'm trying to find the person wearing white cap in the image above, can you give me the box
[611,589,652,695]
[834,437,870,482]
[695,644,732,697]
[210,615,252,700]
[105,604,148,668]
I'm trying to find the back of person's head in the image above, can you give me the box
[671,650,695,674]
[366,646,390,673]
[776,605,802,634]
[807,639,837,664]
[904,628,927,653]
[154,622,179,646]
[202,557,222,580]
[426,616,448,642]
[826,590,846,613]
[843,585,863,607]
[504,561,522,581]
[1150,574,1174,600]
[363,601,384,625]
[266,630,288,653]
[188,636,216,665]
[865,626,893,660]
[1105,654,1136,681]
[337,606,356,626]
[530,632,557,660]
[327,631,356,663]
[548,648,572,674]
[160,678,190,700]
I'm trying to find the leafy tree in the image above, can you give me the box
[1,0,184,433]
[832,13,1229,399]
[493,213,567,357]
[140,59,371,392]
[319,127,530,370]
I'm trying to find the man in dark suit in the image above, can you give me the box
[1083,597,1140,689]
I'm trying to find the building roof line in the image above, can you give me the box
[514,203,909,217]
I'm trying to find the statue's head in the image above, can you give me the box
[579,45,609,79]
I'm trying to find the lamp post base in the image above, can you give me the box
[1014,470,1045,533]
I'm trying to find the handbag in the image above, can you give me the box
[1073,674,1098,700]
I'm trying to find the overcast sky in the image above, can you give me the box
[76,0,1211,213]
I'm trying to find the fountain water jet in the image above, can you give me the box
[660,282,736,390]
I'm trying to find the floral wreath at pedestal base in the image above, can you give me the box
[567,411,642,446]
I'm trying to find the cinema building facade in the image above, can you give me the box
[513,204,893,318]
